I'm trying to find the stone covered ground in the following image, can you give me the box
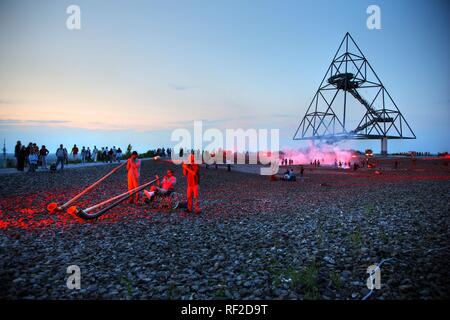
[0,157,449,299]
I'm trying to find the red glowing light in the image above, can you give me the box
[67,206,77,216]
[0,221,11,229]
[20,208,35,215]
[47,202,58,213]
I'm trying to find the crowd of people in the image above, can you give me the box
[14,141,49,172]
[392,151,432,157]
[152,148,172,158]
[68,144,124,164]
[281,158,295,166]
[13,141,125,172]
[333,158,370,170]
[12,140,178,172]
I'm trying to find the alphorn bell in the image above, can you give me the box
[47,161,127,213]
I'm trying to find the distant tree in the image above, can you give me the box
[139,150,155,158]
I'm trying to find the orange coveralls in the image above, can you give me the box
[127,158,141,203]
[183,163,200,213]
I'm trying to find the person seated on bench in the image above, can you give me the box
[144,169,177,202]
[281,168,296,181]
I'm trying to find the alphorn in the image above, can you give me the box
[75,178,157,220]
[47,161,127,213]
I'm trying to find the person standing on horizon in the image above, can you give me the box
[28,149,38,172]
[17,146,26,171]
[126,151,141,204]
[15,141,22,171]
[39,145,49,169]
[71,144,79,161]
[116,147,122,162]
[86,147,91,162]
[108,148,114,163]
[25,143,32,167]
[63,147,69,165]
[182,153,201,214]
[112,146,117,162]
[81,146,87,164]
[92,146,98,162]
[56,144,65,171]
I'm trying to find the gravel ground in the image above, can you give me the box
[0,158,449,299]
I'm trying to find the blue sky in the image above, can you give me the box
[0,0,448,153]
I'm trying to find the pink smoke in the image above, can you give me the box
[281,144,357,167]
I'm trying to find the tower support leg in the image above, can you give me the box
[381,138,388,155]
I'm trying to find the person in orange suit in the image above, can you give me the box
[182,153,201,214]
[143,169,177,202]
[126,151,141,204]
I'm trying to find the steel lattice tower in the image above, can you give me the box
[293,33,415,154]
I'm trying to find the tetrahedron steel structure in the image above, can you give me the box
[293,33,415,153]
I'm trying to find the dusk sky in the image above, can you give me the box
[0,0,449,153]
